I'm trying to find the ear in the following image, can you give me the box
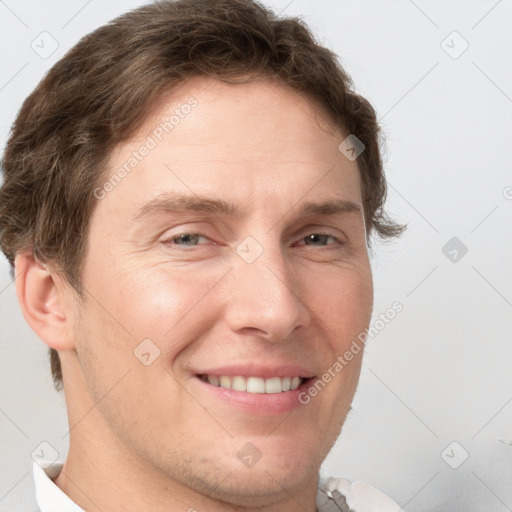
[15,252,76,351]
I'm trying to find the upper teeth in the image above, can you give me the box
[203,375,303,393]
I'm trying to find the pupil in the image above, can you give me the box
[306,234,326,245]
[178,234,198,244]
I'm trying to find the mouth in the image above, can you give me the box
[197,374,311,393]
[193,372,316,415]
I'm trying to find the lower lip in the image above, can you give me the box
[192,376,314,415]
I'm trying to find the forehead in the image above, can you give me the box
[97,77,362,218]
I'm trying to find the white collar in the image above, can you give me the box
[33,461,84,511]
[33,461,403,512]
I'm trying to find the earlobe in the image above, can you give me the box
[15,252,75,351]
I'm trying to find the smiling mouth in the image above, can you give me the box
[197,374,313,394]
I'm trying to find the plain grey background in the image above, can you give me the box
[1,1,511,511]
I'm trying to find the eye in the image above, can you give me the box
[161,232,210,247]
[299,233,342,247]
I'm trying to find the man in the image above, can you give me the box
[0,0,405,510]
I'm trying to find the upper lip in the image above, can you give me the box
[194,364,316,379]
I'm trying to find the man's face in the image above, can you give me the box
[66,77,373,504]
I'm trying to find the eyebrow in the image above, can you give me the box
[133,193,242,221]
[132,192,363,222]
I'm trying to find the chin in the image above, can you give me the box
[209,437,322,500]
[194,456,318,508]
[166,432,323,507]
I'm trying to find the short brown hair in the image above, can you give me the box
[0,0,404,392]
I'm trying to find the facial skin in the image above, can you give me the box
[16,77,373,512]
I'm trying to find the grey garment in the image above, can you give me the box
[316,487,351,512]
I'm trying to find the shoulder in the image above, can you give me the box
[317,476,404,512]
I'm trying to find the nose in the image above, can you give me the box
[222,241,311,343]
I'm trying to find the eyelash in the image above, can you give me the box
[161,232,345,249]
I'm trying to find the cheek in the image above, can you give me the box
[71,264,218,415]
[86,262,226,358]
[308,265,373,345]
